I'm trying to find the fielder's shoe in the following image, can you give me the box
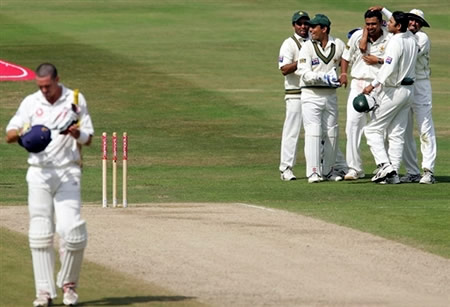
[308,173,322,183]
[62,283,78,306]
[399,173,421,183]
[372,164,382,174]
[371,163,396,183]
[344,169,365,180]
[280,168,296,181]
[379,173,400,184]
[419,169,435,184]
[324,169,344,181]
[33,292,52,307]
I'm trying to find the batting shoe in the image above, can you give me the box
[62,283,78,306]
[420,169,435,184]
[400,173,421,183]
[371,163,396,183]
[280,168,296,181]
[324,169,344,181]
[344,169,365,180]
[379,173,400,184]
[33,292,52,307]
[308,173,322,183]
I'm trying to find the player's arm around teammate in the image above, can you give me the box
[5,63,94,307]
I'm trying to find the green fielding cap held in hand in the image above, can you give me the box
[292,11,309,23]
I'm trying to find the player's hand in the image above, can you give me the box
[369,6,383,11]
[67,124,81,139]
[320,67,340,88]
[362,55,379,65]
[52,104,79,134]
[363,84,374,95]
[339,73,348,88]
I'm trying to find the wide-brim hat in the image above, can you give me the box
[408,9,430,27]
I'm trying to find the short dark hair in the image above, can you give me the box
[392,11,409,32]
[36,63,58,79]
[364,9,382,22]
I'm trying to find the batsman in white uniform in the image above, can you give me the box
[6,63,94,307]
[362,12,418,184]
[340,9,391,180]
[278,10,310,181]
[372,7,437,184]
[296,14,346,183]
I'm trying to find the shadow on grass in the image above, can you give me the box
[70,295,196,306]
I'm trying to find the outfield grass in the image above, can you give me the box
[1,0,449,304]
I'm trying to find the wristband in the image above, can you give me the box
[77,130,90,145]
[377,58,383,64]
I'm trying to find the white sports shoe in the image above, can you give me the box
[62,283,78,306]
[379,173,400,184]
[308,173,321,183]
[33,292,52,307]
[419,169,435,184]
[280,168,296,181]
[399,173,421,183]
[344,169,365,180]
[324,169,343,181]
[371,163,396,183]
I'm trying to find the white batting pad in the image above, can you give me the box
[57,221,87,288]
[322,124,339,175]
[304,123,321,177]
[29,217,57,298]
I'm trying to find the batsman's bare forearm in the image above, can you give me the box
[6,129,19,143]
[280,62,297,76]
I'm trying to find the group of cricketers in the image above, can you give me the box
[278,5,436,184]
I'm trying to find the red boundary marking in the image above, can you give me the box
[0,60,36,81]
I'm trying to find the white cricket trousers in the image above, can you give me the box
[279,97,302,172]
[27,165,83,237]
[365,85,413,171]
[402,79,436,174]
[302,90,338,177]
[345,79,374,173]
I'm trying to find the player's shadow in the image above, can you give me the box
[68,295,196,306]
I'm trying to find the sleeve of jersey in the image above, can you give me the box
[417,32,430,56]
[5,97,31,132]
[382,8,393,19]
[77,93,94,136]
[296,43,320,84]
[342,32,359,62]
[278,40,294,69]
[374,37,400,85]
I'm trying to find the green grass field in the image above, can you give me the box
[1,0,449,305]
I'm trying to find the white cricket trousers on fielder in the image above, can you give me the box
[302,90,339,177]
[365,85,414,171]
[345,79,374,173]
[402,79,436,174]
[27,165,85,298]
[280,97,302,172]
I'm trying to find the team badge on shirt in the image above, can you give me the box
[312,58,320,66]
[279,56,284,63]
[385,56,392,64]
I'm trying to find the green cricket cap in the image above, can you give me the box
[292,11,310,23]
[307,14,331,27]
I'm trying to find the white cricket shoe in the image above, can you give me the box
[33,292,52,307]
[379,173,400,184]
[62,283,78,306]
[400,173,421,183]
[371,163,396,183]
[280,168,296,181]
[308,173,321,183]
[344,169,365,180]
[324,169,343,181]
[419,169,435,184]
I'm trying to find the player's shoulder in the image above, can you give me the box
[415,30,429,41]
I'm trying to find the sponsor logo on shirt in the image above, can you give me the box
[385,56,392,64]
[312,58,320,66]
[279,56,284,63]
[36,108,44,117]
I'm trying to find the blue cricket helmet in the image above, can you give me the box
[18,125,52,153]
